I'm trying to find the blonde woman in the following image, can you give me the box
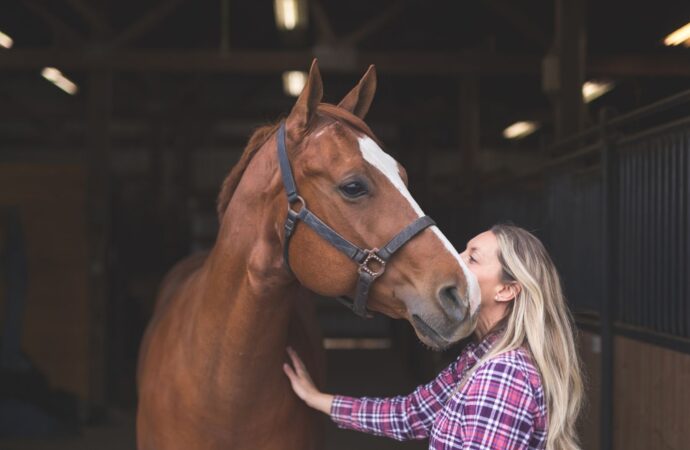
[283,224,584,450]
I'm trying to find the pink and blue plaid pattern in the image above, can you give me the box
[330,332,548,449]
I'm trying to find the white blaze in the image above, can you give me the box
[357,136,481,311]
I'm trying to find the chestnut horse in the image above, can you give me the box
[136,60,481,450]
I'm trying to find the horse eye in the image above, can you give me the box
[339,180,368,198]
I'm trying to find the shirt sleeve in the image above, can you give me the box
[329,357,461,441]
[454,358,539,450]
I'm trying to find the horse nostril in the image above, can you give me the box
[439,286,466,322]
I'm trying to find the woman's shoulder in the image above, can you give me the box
[470,347,544,400]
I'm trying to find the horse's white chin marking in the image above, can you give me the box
[357,135,481,313]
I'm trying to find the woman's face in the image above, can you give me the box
[459,231,504,306]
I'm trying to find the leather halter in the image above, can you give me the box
[277,121,436,318]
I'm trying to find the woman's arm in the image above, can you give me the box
[283,347,459,441]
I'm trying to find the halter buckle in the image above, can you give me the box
[288,195,306,213]
[359,249,386,279]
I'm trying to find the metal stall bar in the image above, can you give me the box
[599,109,617,450]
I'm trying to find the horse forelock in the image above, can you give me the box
[216,103,380,223]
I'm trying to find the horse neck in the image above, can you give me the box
[190,143,298,378]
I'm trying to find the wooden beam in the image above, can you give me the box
[342,1,410,46]
[22,0,84,45]
[483,0,549,50]
[0,49,688,77]
[65,0,113,36]
[587,54,690,77]
[111,0,187,48]
[0,49,538,74]
[310,0,337,44]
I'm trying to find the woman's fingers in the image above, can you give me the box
[283,348,333,414]
[287,347,309,377]
[283,362,296,381]
[286,347,302,368]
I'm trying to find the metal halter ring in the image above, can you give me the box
[288,195,306,214]
[359,249,386,279]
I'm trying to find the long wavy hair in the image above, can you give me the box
[459,224,584,450]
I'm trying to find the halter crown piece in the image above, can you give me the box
[276,121,436,318]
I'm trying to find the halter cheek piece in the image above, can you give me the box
[276,121,436,318]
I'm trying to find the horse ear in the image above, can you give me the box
[338,65,377,119]
[286,59,323,135]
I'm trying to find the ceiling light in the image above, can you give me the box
[0,30,13,49]
[274,0,308,31]
[282,71,307,97]
[41,67,79,95]
[583,80,615,103]
[503,121,540,140]
[664,22,690,47]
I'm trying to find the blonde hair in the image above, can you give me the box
[457,224,584,450]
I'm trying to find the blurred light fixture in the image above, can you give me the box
[583,80,615,103]
[503,121,540,140]
[41,67,79,95]
[0,30,13,49]
[282,71,307,97]
[664,22,690,47]
[274,0,308,31]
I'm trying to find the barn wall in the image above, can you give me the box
[0,164,91,401]
[577,331,690,450]
[613,336,690,450]
[578,330,601,450]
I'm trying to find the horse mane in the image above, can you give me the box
[216,104,378,222]
[216,121,281,221]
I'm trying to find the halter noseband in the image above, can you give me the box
[277,121,436,318]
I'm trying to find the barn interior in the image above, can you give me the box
[1,0,689,449]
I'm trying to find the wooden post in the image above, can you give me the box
[457,74,481,240]
[86,68,112,412]
[458,74,480,178]
[546,0,586,141]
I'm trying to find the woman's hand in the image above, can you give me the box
[283,347,334,415]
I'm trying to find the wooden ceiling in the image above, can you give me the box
[0,0,689,153]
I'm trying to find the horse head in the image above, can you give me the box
[278,60,480,350]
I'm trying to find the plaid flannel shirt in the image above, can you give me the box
[330,332,548,449]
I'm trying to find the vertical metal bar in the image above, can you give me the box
[665,140,672,334]
[655,140,663,333]
[677,132,685,337]
[679,130,685,337]
[630,148,638,325]
[646,141,654,331]
[676,133,683,337]
[636,145,644,328]
[647,142,654,331]
[619,147,628,323]
[669,138,677,335]
[682,130,690,337]
[656,140,662,332]
[599,108,616,450]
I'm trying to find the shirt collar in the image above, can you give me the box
[466,328,504,362]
